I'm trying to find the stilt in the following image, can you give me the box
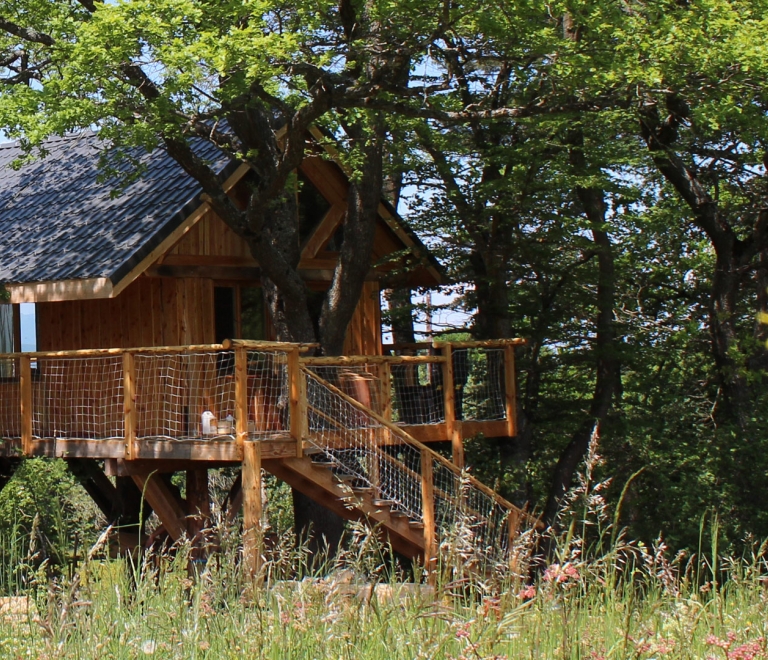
[186,468,210,564]
[242,440,263,579]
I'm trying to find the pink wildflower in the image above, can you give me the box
[543,562,580,584]
[455,623,471,640]
[517,585,536,599]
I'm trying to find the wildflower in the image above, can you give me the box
[455,623,471,640]
[543,562,580,584]
[141,640,156,655]
[518,585,536,600]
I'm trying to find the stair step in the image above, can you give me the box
[334,473,356,483]
[408,521,425,530]
[311,460,336,469]
[390,510,408,518]
[351,483,373,493]
[303,446,325,456]
[371,499,395,508]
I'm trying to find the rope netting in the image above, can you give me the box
[390,361,445,425]
[0,358,20,439]
[432,459,514,566]
[307,365,387,417]
[245,350,289,435]
[302,367,517,568]
[0,347,290,442]
[134,350,289,440]
[34,356,124,439]
[452,347,507,422]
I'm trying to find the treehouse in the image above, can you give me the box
[0,130,529,573]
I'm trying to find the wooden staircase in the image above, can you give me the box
[259,367,532,569]
[263,452,425,558]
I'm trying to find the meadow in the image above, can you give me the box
[0,476,766,660]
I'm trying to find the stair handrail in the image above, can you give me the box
[301,366,539,529]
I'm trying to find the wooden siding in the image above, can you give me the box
[166,208,254,262]
[343,281,381,356]
[37,277,216,351]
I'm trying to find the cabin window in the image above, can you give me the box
[214,286,266,343]
[0,303,34,378]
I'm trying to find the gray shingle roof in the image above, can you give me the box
[0,131,232,285]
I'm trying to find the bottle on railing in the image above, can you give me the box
[201,411,216,436]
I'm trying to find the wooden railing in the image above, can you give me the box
[0,338,523,468]
[301,338,523,467]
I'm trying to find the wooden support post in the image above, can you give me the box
[123,352,137,460]
[19,355,32,456]
[441,344,463,468]
[234,346,248,461]
[128,469,187,542]
[288,348,304,458]
[504,344,517,438]
[242,440,263,579]
[186,469,210,561]
[420,447,436,584]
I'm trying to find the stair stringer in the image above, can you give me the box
[262,456,425,559]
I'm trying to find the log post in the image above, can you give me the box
[19,355,32,456]
[420,447,436,584]
[288,347,304,458]
[507,507,521,574]
[234,346,248,461]
[187,468,211,564]
[440,343,463,468]
[242,440,263,579]
[123,352,137,460]
[380,361,392,422]
[504,344,517,438]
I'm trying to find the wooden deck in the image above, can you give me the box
[0,338,528,573]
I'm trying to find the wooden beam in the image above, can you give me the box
[146,265,261,280]
[288,347,304,458]
[234,346,248,460]
[300,204,345,260]
[127,467,187,542]
[186,469,210,555]
[7,277,113,304]
[160,255,258,268]
[440,343,463,468]
[19,355,32,455]
[242,440,263,578]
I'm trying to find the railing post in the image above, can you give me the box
[19,355,32,456]
[420,447,436,584]
[504,343,517,438]
[123,352,136,460]
[234,346,248,461]
[440,343,463,468]
[380,361,392,422]
[288,347,304,458]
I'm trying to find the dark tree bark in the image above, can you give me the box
[639,102,768,426]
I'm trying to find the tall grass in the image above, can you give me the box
[0,450,767,658]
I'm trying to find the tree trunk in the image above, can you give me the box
[542,188,618,524]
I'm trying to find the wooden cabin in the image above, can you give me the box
[0,130,440,355]
[0,131,528,573]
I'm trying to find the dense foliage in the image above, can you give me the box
[2,0,768,552]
